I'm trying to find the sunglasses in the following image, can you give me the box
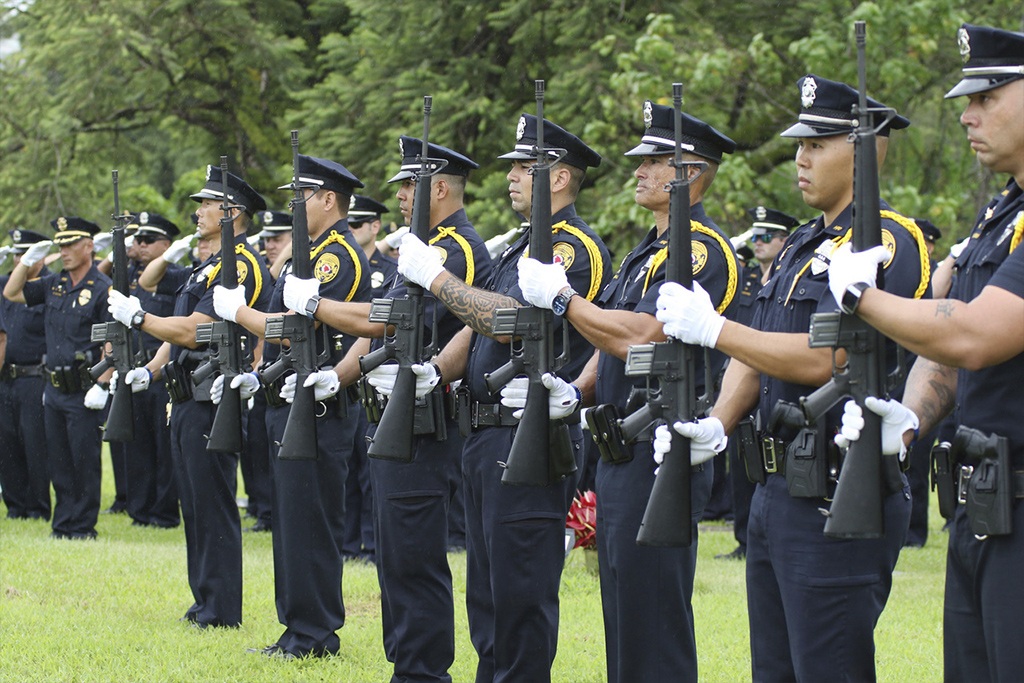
[133,234,161,245]
[751,233,784,244]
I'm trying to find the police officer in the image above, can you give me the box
[343,194,395,562]
[213,154,369,657]
[0,229,52,521]
[241,209,292,533]
[829,23,1024,681]
[394,114,611,682]
[718,206,800,561]
[514,101,739,682]
[284,138,491,680]
[653,75,930,681]
[4,218,113,540]
[118,213,182,528]
[108,167,271,628]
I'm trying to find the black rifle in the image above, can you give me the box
[620,83,706,547]
[263,130,328,460]
[194,156,248,453]
[90,169,135,442]
[484,80,574,486]
[798,22,894,538]
[359,96,445,462]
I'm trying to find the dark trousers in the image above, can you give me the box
[703,450,732,520]
[369,419,464,683]
[944,500,1024,682]
[596,444,713,683]
[44,386,104,537]
[462,424,583,683]
[123,383,179,527]
[344,410,375,559]
[265,401,353,656]
[169,398,242,627]
[746,473,910,682]
[905,428,937,547]
[729,438,757,551]
[241,392,271,525]
[0,376,50,519]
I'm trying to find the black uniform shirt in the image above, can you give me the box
[367,248,398,300]
[23,263,111,367]
[129,260,184,356]
[0,274,46,364]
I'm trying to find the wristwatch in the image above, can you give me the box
[840,282,871,315]
[130,309,147,329]
[551,287,578,316]
[304,295,322,319]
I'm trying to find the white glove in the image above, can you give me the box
[246,235,260,248]
[949,236,970,260]
[653,417,727,469]
[397,233,444,289]
[655,281,725,348]
[212,284,246,322]
[124,367,152,393]
[834,397,919,460]
[280,370,342,403]
[0,245,14,268]
[161,233,196,264]
[108,289,144,327]
[384,226,410,249]
[485,227,520,259]
[500,373,580,420]
[84,383,109,410]
[211,372,261,405]
[826,243,888,309]
[282,274,321,317]
[93,232,113,252]
[517,257,570,310]
[365,363,440,399]
[19,240,53,267]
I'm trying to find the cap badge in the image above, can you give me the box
[958,27,970,63]
[57,217,68,230]
[643,100,653,128]
[515,115,527,142]
[139,212,150,225]
[349,195,356,209]
[263,211,273,224]
[205,165,213,181]
[756,206,767,221]
[801,77,817,109]
[12,229,21,242]
[398,138,405,158]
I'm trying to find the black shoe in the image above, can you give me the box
[246,644,296,660]
[245,520,271,533]
[51,530,98,540]
[715,546,745,560]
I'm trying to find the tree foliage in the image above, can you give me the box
[0,0,1021,255]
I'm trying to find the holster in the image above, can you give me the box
[931,441,957,521]
[953,426,1013,537]
[411,387,448,442]
[162,360,193,404]
[785,427,830,499]
[456,385,472,437]
[735,418,764,485]
[585,403,634,464]
[358,376,385,424]
[262,371,289,408]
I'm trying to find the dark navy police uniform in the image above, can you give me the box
[170,233,271,627]
[367,208,491,683]
[746,202,929,681]
[23,263,111,538]
[462,204,611,683]
[0,274,50,520]
[593,203,738,683]
[261,219,369,656]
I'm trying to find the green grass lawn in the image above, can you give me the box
[0,452,946,682]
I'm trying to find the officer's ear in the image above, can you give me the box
[433,176,449,201]
[549,165,572,194]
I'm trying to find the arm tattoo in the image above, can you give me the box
[919,362,957,432]
[436,276,521,336]
[934,301,957,319]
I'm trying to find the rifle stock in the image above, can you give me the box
[91,169,135,442]
[365,95,445,462]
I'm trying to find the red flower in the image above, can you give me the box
[566,490,597,550]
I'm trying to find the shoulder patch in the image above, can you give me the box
[552,241,575,270]
[236,261,249,286]
[371,270,385,289]
[691,240,708,275]
[880,229,896,268]
[314,253,341,283]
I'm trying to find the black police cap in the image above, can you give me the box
[946,24,1024,98]
[498,114,601,170]
[917,219,942,244]
[348,195,389,222]
[127,212,180,240]
[624,101,736,164]
[747,206,801,235]
[780,74,910,138]
[9,228,49,251]
[51,216,101,245]
[190,165,267,215]
[388,136,479,183]
[257,210,292,238]
[278,155,363,197]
